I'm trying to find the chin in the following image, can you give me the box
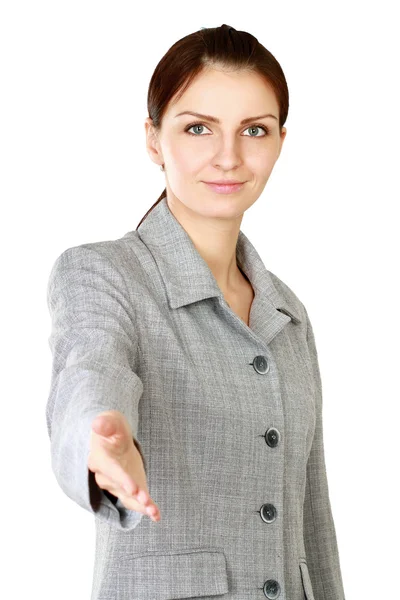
[197,196,248,218]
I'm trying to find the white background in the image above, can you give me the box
[1,1,399,598]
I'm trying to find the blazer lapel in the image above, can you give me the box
[131,197,301,346]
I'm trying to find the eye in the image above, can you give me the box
[243,125,269,137]
[184,122,270,137]
[185,123,212,136]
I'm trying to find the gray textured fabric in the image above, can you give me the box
[46,196,345,599]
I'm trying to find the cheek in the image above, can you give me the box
[246,150,276,179]
[170,142,205,176]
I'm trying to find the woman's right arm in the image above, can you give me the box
[45,244,156,530]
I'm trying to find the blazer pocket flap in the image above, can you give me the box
[117,548,229,599]
[299,560,315,600]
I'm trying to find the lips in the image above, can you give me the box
[205,180,244,185]
[203,181,245,194]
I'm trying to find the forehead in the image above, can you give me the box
[165,68,279,119]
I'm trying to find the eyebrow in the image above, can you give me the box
[174,110,278,125]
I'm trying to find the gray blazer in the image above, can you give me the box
[46,197,345,600]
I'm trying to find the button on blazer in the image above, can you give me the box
[46,197,346,600]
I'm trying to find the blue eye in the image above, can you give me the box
[243,125,269,137]
[185,123,210,136]
[184,122,269,137]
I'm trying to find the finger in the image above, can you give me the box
[123,482,158,510]
[95,470,157,512]
[105,480,161,519]
[90,446,139,496]
[94,474,147,512]
[119,481,161,516]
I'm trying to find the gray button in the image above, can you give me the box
[260,503,277,523]
[265,427,280,448]
[253,355,270,374]
[263,579,281,598]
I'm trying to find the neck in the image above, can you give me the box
[166,194,244,295]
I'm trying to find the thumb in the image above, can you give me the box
[92,410,126,441]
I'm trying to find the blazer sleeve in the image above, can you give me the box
[302,308,346,599]
[45,244,145,531]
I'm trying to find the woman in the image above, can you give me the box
[46,24,346,600]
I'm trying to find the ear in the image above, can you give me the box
[144,117,164,168]
[277,126,287,159]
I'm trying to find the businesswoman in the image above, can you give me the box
[46,24,346,600]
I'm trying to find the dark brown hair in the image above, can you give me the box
[136,24,289,229]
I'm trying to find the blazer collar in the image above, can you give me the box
[134,197,301,330]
